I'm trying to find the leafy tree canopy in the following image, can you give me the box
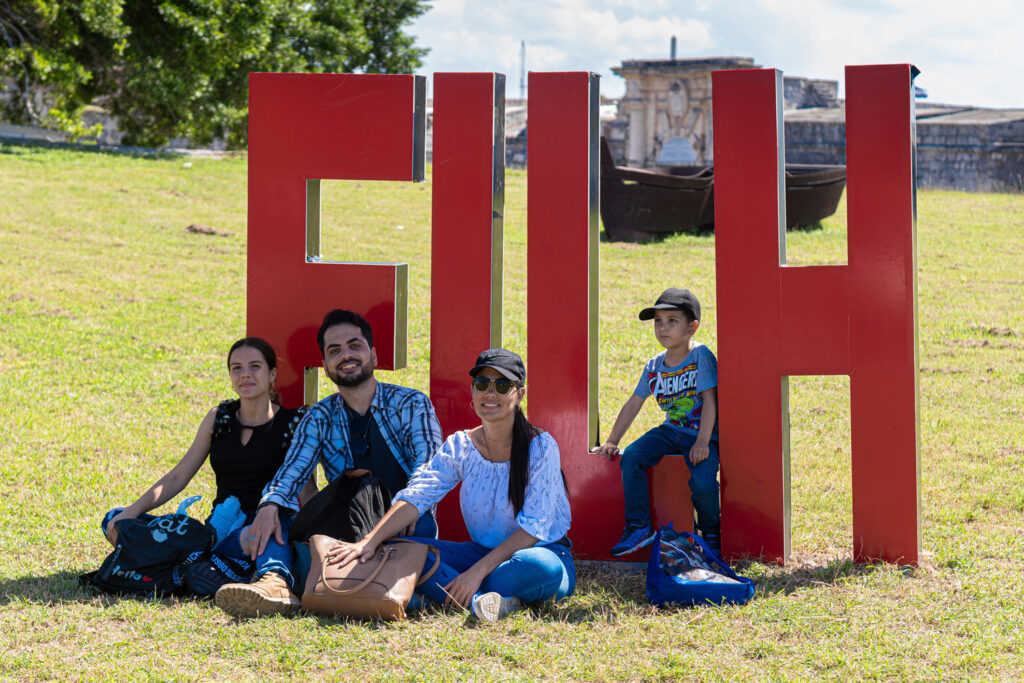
[0,0,429,147]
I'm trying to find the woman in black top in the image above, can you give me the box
[102,338,304,559]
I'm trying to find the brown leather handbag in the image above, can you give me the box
[301,535,440,620]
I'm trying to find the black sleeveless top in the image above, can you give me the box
[208,400,306,512]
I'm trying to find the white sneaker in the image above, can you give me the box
[472,592,522,622]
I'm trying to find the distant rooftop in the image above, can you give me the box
[613,57,760,74]
[785,104,1024,125]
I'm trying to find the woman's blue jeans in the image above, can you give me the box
[619,423,721,534]
[399,537,576,609]
[101,507,296,588]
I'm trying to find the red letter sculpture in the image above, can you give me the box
[429,72,507,540]
[527,72,610,557]
[248,73,425,407]
[713,65,920,565]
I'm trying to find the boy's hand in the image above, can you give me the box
[591,443,620,461]
[689,441,710,465]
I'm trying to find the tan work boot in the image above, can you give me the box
[215,571,300,618]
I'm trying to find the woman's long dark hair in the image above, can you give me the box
[508,403,571,517]
[508,405,542,515]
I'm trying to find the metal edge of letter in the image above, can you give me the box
[395,263,409,369]
[909,65,922,546]
[491,73,506,347]
[775,69,787,268]
[304,367,320,407]
[774,69,791,559]
[780,375,791,558]
[588,72,601,447]
[305,177,322,406]
[306,178,321,260]
[413,76,427,182]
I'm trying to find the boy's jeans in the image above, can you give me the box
[619,424,721,535]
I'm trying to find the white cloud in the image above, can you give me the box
[408,0,1024,108]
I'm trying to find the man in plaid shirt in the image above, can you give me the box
[215,308,442,618]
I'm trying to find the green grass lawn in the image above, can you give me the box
[1,142,1023,680]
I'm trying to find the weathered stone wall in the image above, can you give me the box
[785,108,1024,192]
[785,117,846,165]
[783,77,839,110]
[916,118,1024,191]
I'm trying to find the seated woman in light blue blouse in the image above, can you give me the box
[326,348,574,622]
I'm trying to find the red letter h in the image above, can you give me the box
[713,66,921,565]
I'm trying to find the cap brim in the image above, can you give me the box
[638,303,683,321]
[469,364,520,381]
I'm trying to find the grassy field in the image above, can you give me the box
[1,142,1023,681]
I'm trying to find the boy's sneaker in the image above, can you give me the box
[610,525,656,557]
[215,571,300,618]
[701,532,722,556]
[472,592,522,622]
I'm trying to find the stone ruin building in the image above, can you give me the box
[602,55,1024,193]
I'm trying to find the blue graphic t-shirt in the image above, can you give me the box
[633,343,718,439]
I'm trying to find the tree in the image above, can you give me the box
[0,0,430,148]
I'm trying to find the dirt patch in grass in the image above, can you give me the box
[971,324,1018,337]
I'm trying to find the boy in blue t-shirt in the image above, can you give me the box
[592,287,721,556]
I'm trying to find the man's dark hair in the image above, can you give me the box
[317,309,374,356]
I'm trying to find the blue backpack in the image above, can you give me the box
[646,524,755,608]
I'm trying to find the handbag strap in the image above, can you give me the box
[380,538,440,587]
[320,545,396,596]
[414,544,440,587]
[318,539,441,595]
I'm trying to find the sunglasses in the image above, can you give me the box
[470,377,518,394]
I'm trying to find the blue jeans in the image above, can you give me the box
[101,507,297,588]
[619,424,721,534]
[400,537,575,609]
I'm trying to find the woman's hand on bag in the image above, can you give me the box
[443,569,486,609]
[105,510,137,546]
[326,538,378,567]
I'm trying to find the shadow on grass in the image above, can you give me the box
[788,220,826,232]
[599,226,714,244]
[0,139,189,162]
[733,555,916,596]
[0,570,209,608]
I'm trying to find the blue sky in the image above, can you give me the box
[408,0,1022,109]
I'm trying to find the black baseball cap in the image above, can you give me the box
[469,348,526,383]
[638,288,701,321]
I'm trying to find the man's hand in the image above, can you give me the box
[689,441,710,465]
[443,568,486,609]
[591,442,621,461]
[248,504,283,560]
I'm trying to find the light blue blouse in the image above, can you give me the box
[395,430,571,548]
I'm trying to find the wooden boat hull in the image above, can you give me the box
[600,139,846,241]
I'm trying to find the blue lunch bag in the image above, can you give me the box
[645,523,756,608]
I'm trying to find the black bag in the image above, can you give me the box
[290,470,392,543]
[80,514,215,597]
[181,553,255,597]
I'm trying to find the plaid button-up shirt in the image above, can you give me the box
[260,382,442,512]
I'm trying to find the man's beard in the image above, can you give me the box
[328,358,374,387]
